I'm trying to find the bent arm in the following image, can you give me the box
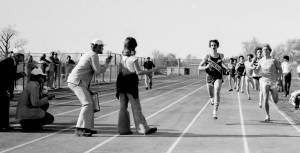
[90,54,109,74]
[30,87,48,107]
[133,60,151,75]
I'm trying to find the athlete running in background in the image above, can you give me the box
[244,54,255,100]
[227,58,236,91]
[198,39,228,119]
[252,47,263,91]
[254,44,282,122]
[235,55,246,93]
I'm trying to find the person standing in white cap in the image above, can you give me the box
[67,39,112,137]
[0,48,26,132]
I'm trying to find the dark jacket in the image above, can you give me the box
[0,57,23,91]
[143,61,155,69]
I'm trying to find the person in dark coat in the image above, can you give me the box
[0,48,26,131]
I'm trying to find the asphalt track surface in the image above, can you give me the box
[1,76,300,153]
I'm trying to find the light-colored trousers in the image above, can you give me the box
[118,93,150,134]
[68,82,94,129]
[144,72,153,88]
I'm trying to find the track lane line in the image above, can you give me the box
[0,80,202,153]
[83,85,206,153]
[51,78,195,106]
[237,92,250,153]
[165,100,210,153]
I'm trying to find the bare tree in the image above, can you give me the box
[241,37,261,55]
[14,38,28,48]
[0,26,18,58]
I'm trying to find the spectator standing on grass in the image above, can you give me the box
[116,37,157,135]
[254,44,282,122]
[16,68,54,131]
[281,55,292,96]
[48,52,56,89]
[53,52,60,85]
[0,48,26,132]
[198,39,229,119]
[65,55,76,81]
[143,57,155,90]
[40,53,50,74]
[67,39,112,137]
[26,55,38,82]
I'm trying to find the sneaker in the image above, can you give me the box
[248,97,251,100]
[145,128,157,135]
[75,128,92,137]
[119,131,133,135]
[228,89,233,92]
[212,110,218,119]
[264,116,270,122]
[145,87,148,90]
[210,98,214,105]
[258,102,262,108]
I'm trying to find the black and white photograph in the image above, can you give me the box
[1,0,300,152]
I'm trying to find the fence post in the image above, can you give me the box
[178,58,180,76]
[58,63,61,89]
[23,62,25,90]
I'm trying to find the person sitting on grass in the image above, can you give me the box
[16,68,54,131]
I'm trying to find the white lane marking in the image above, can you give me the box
[237,92,250,153]
[52,81,168,100]
[271,101,300,133]
[52,80,198,116]
[165,100,210,153]
[0,80,201,153]
[0,111,117,153]
[83,86,206,153]
[51,79,194,106]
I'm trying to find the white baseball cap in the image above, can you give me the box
[31,68,46,76]
[90,39,105,46]
[13,47,25,55]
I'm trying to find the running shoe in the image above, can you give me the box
[213,110,218,119]
[145,127,157,135]
[210,98,214,105]
[264,115,270,122]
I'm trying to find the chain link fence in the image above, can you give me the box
[14,53,203,93]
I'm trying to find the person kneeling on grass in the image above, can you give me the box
[254,44,282,122]
[16,68,54,131]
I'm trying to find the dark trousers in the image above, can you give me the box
[0,90,10,129]
[20,112,54,131]
[295,96,299,109]
[283,73,291,96]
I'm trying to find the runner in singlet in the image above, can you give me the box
[227,58,236,91]
[251,47,263,91]
[244,53,255,100]
[235,55,246,93]
[254,44,282,122]
[198,39,228,119]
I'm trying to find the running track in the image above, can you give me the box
[0,76,300,153]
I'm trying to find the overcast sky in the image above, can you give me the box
[1,0,300,58]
